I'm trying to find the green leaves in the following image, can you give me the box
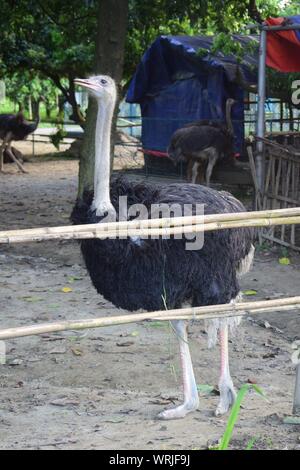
[0,0,96,79]
[50,127,67,150]
[218,383,265,450]
[279,257,290,266]
[1,0,298,119]
[243,289,258,296]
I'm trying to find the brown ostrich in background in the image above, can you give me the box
[0,112,39,173]
[168,98,237,186]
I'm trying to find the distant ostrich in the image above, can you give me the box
[71,76,254,419]
[168,98,236,186]
[0,112,39,173]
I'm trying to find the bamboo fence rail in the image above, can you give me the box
[0,296,299,340]
[1,207,300,244]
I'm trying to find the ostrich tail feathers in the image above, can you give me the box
[205,316,242,348]
[205,292,243,348]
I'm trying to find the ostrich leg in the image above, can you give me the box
[191,162,200,184]
[205,149,218,187]
[158,320,199,420]
[6,143,27,173]
[215,324,236,416]
[0,135,10,172]
[0,146,3,172]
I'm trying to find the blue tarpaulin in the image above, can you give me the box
[126,35,258,154]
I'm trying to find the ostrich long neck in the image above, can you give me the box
[93,97,115,213]
[226,101,234,135]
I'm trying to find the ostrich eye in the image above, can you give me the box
[100,79,107,85]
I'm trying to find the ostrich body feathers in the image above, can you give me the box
[72,178,253,313]
[0,113,38,141]
[168,125,233,164]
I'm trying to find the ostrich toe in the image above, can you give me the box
[157,397,199,420]
[215,379,236,416]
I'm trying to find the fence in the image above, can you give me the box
[248,138,300,251]
[0,208,300,415]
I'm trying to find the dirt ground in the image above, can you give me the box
[0,155,300,450]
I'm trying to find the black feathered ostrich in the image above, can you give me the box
[168,98,236,186]
[71,76,254,419]
[0,112,39,173]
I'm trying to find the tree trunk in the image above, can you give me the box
[248,0,263,23]
[32,99,40,121]
[68,74,86,126]
[58,95,65,120]
[78,0,129,198]
[45,102,52,119]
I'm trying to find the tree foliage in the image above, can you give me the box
[1,0,300,195]
[0,0,97,123]
[1,0,294,103]
[1,1,300,118]
[5,72,59,116]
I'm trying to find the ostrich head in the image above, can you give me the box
[74,76,117,104]
[226,98,237,108]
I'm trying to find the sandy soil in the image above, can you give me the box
[0,159,300,450]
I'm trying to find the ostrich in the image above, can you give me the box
[0,112,39,173]
[71,76,254,419]
[168,99,236,186]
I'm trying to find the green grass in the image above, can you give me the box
[255,240,271,252]
[218,383,265,450]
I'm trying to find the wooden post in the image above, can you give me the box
[292,341,300,415]
[293,365,300,415]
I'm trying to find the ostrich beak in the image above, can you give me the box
[74,78,98,92]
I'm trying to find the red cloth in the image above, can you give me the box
[139,148,168,158]
[266,17,300,72]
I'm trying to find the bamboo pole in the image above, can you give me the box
[1,207,300,242]
[1,215,300,244]
[0,296,299,340]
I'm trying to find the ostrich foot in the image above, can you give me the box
[157,397,199,420]
[215,379,236,416]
